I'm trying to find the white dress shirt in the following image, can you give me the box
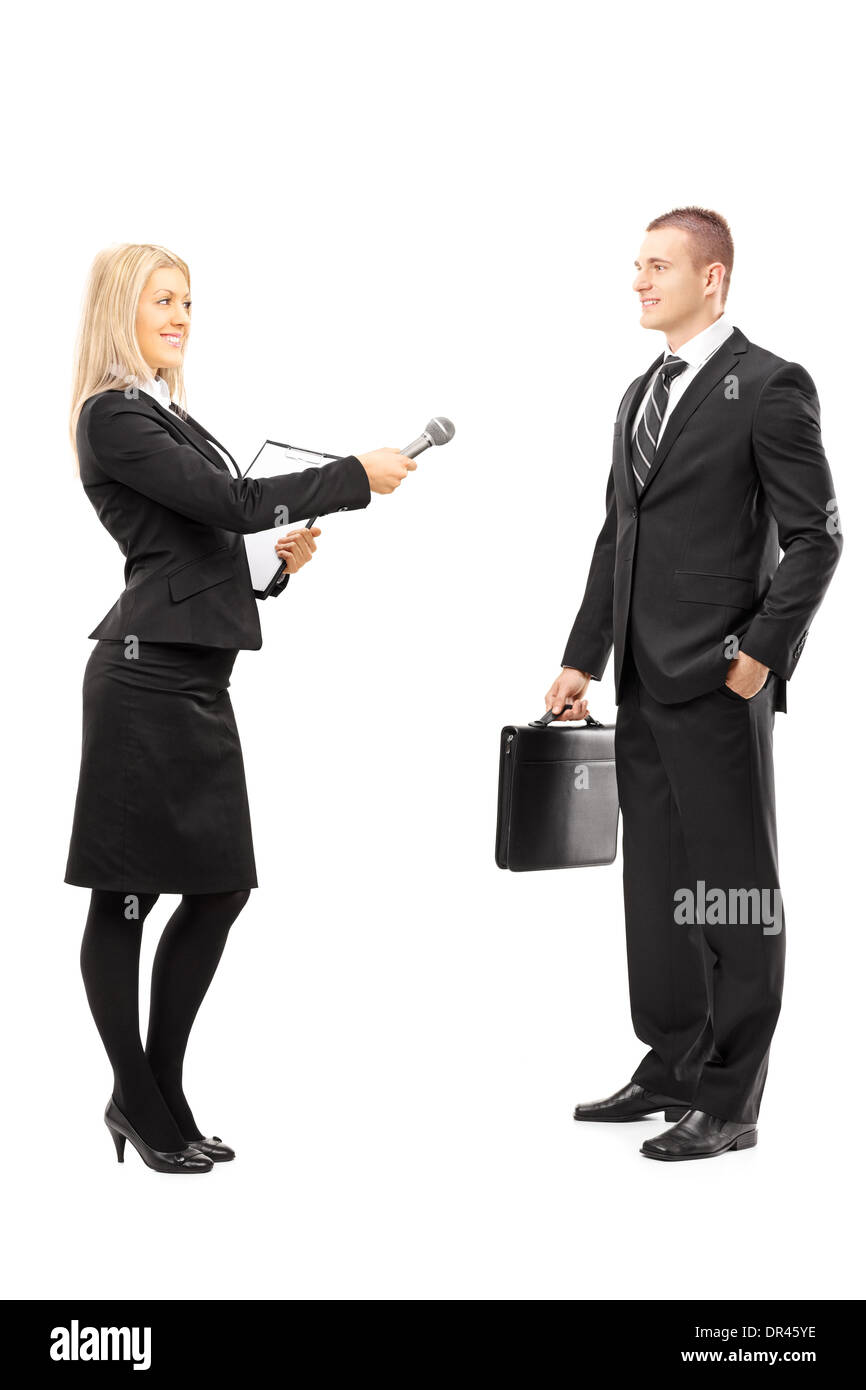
[631,311,735,448]
[134,371,173,411]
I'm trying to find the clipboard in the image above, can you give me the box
[242,441,339,598]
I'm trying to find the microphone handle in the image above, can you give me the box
[401,433,432,459]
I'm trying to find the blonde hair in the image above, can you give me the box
[69,243,191,475]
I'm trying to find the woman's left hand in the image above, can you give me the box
[274,525,321,575]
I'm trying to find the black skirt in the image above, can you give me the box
[64,639,258,894]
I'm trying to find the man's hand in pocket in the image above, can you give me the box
[725,651,770,699]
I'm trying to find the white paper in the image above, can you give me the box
[242,442,339,596]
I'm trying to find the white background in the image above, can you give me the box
[2,0,862,1301]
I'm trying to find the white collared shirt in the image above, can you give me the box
[631,311,735,447]
[134,372,173,411]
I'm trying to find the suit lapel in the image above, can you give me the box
[635,325,749,503]
[135,391,242,478]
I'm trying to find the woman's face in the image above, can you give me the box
[135,266,191,374]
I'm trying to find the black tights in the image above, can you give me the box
[80,888,250,1151]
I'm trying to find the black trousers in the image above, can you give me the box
[615,647,786,1124]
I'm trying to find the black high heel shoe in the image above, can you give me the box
[187,1136,235,1162]
[104,1098,214,1174]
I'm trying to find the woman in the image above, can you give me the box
[65,243,414,1175]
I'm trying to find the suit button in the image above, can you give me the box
[631,506,637,518]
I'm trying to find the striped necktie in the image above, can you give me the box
[631,354,689,492]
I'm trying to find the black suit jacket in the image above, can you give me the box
[77,388,371,649]
[561,326,843,714]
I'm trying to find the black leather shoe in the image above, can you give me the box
[104,1098,214,1174]
[641,1108,757,1161]
[187,1136,235,1162]
[573,1081,690,1123]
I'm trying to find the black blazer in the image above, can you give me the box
[561,326,843,713]
[77,388,371,649]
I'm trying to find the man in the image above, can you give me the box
[546,207,842,1161]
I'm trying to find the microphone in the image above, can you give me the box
[401,416,455,459]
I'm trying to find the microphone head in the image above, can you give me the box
[425,417,455,446]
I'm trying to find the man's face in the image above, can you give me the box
[632,228,718,339]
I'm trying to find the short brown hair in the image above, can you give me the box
[646,206,734,308]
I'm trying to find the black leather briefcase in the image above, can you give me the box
[495,709,620,871]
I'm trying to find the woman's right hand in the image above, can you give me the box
[356,447,417,494]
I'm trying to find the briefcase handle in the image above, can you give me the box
[530,705,606,728]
